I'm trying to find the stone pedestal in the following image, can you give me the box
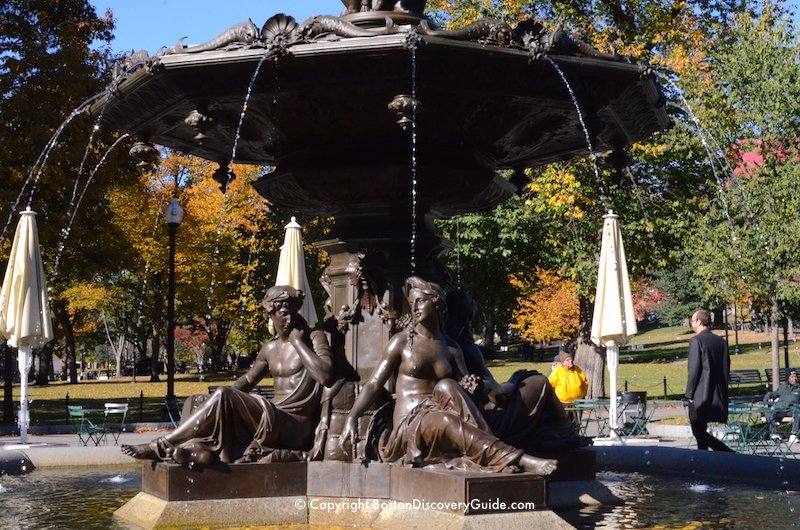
[141,461,307,501]
[308,460,392,499]
[116,460,592,529]
[391,466,547,514]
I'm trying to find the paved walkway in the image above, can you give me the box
[0,429,163,467]
[3,400,800,491]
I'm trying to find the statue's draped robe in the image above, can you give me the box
[164,364,325,464]
[379,379,524,472]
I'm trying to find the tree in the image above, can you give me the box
[437,193,544,346]
[650,264,704,326]
[431,0,772,397]
[0,1,138,385]
[687,4,800,388]
[510,270,580,343]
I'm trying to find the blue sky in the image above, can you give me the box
[89,0,800,55]
[89,1,344,54]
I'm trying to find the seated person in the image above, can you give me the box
[444,289,590,452]
[340,277,557,475]
[548,350,588,405]
[121,285,333,467]
[763,369,800,444]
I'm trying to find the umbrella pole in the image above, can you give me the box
[608,344,619,434]
[17,344,32,444]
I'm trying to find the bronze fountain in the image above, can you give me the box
[98,1,669,527]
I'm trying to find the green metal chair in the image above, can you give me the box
[573,399,610,437]
[67,404,106,446]
[102,402,129,445]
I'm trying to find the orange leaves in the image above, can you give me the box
[510,270,580,342]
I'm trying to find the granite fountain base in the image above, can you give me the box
[114,449,615,529]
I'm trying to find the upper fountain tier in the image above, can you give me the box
[93,13,670,216]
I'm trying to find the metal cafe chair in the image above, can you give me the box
[102,402,129,445]
[615,392,654,440]
[573,399,610,437]
[67,404,106,446]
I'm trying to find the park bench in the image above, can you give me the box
[764,367,796,387]
[208,385,275,399]
[728,369,764,395]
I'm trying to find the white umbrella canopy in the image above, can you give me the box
[271,216,318,333]
[0,207,54,443]
[590,210,637,432]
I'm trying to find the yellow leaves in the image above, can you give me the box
[631,142,669,159]
[525,167,588,220]
[61,282,115,334]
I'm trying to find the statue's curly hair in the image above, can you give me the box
[261,285,304,314]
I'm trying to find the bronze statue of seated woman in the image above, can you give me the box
[339,276,557,475]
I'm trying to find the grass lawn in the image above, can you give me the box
[5,326,799,427]
[6,371,270,428]
[488,326,800,401]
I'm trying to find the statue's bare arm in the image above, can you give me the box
[289,328,333,386]
[340,334,403,449]
[232,345,270,391]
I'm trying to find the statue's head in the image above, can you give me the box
[262,285,305,315]
[405,276,446,320]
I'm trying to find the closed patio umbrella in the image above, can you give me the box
[0,208,54,443]
[591,210,637,432]
[271,216,317,333]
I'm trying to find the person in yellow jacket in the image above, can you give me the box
[548,351,589,404]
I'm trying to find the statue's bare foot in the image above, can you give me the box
[121,441,161,461]
[172,442,215,467]
[519,454,557,475]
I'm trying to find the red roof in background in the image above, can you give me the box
[733,149,764,177]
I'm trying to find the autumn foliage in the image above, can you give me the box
[510,270,580,343]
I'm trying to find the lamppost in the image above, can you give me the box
[164,197,184,401]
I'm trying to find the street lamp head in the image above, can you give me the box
[165,197,185,226]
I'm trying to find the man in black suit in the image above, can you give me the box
[685,309,734,451]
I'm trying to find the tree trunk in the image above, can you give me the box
[713,304,724,328]
[54,300,78,384]
[33,343,53,385]
[573,295,605,398]
[771,295,781,391]
[150,272,163,382]
[483,312,495,353]
[2,343,13,425]
[208,318,232,371]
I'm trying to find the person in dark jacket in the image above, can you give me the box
[763,369,800,443]
[685,309,734,451]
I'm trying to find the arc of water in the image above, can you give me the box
[2,69,142,242]
[237,211,261,332]
[657,72,774,272]
[455,217,462,287]
[654,71,762,316]
[50,134,130,282]
[544,57,606,209]
[201,47,277,338]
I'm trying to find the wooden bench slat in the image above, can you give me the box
[764,367,796,385]
[728,369,763,396]
[728,369,763,385]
